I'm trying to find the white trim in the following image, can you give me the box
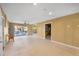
[51,40,79,50]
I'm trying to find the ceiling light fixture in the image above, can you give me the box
[49,12,52,15]
[33,3,37,6]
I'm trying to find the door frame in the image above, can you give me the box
[45,23,51,40]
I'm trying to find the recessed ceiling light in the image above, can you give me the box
[49,12,52,15]
[33,3,37,6]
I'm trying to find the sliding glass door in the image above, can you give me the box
[0,16,3,56]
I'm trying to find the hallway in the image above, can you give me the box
[4,35,79,56]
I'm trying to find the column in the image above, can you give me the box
[28,24,32,35]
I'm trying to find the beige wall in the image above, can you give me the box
[37,13,79,47]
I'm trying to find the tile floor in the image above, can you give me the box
[4,35,79,56]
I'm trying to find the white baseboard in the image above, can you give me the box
[37,35,79,50]
[51,40,79,50]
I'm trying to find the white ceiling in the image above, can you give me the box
[1,3,79,24]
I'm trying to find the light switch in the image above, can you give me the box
[77,25,79,27]
[67,25,70,28]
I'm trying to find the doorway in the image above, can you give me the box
[45,24,51,40]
